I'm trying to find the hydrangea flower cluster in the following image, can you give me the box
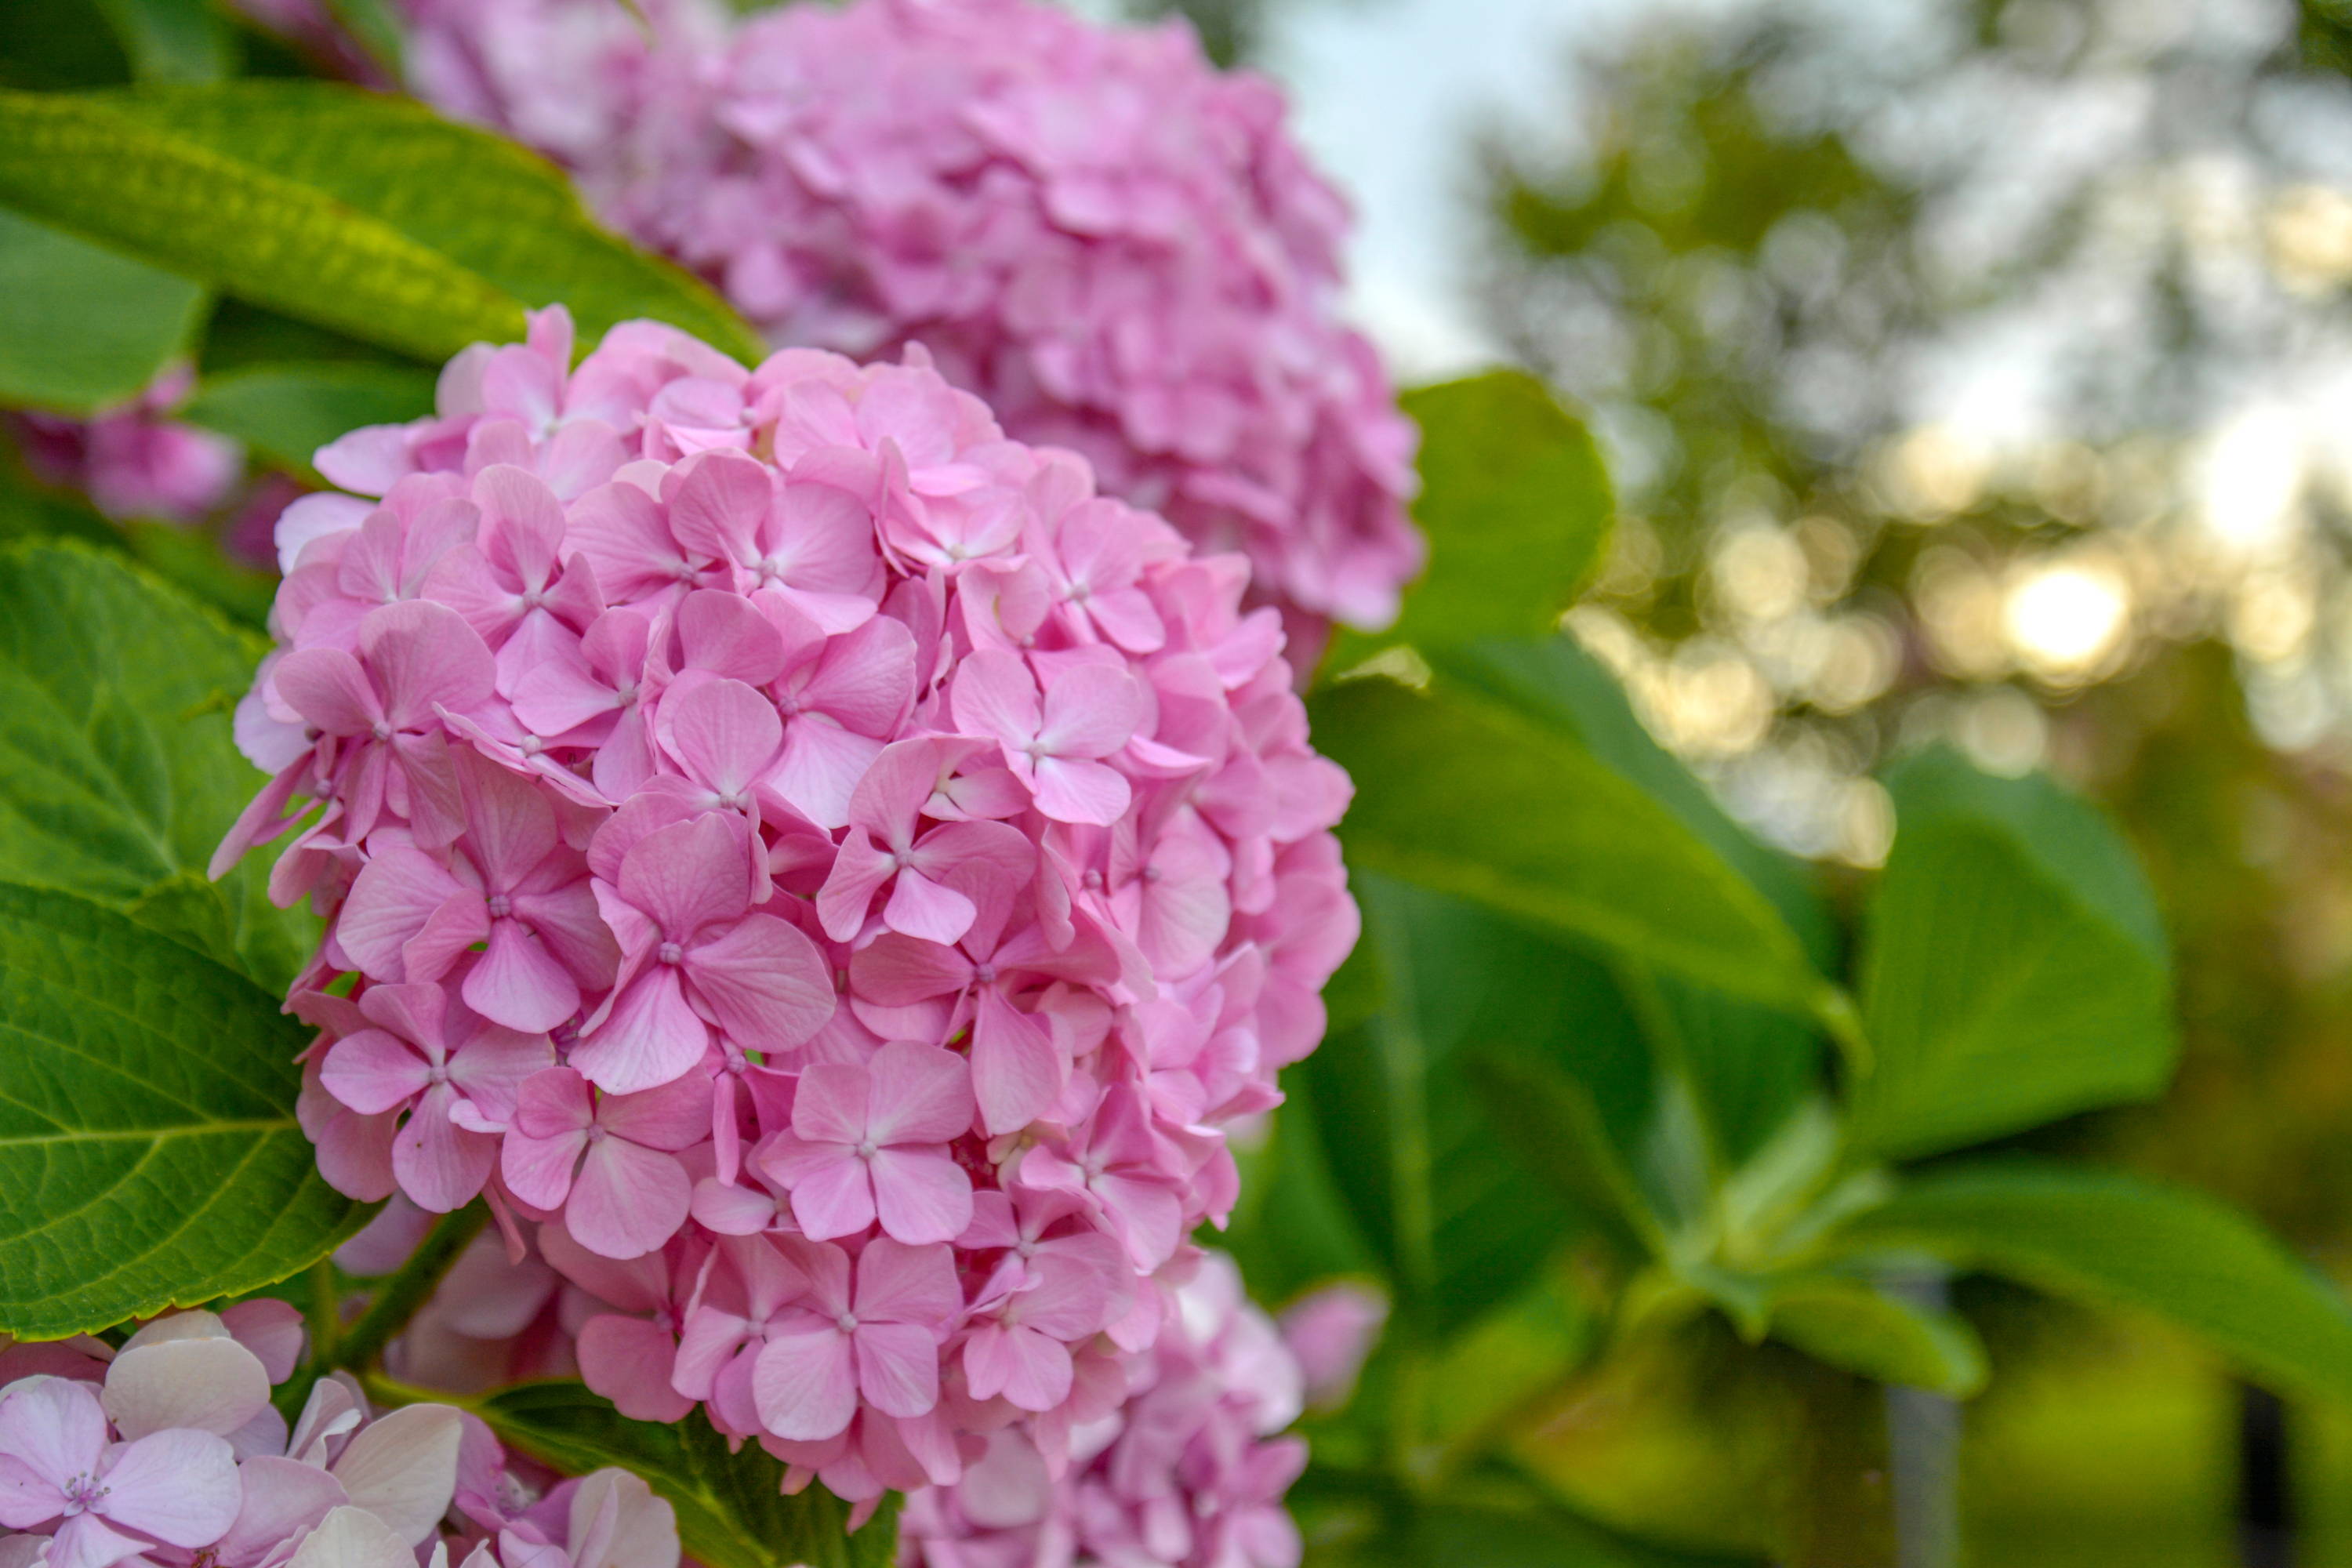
[235,0,1423,651]
[216,307,1359,1509]
[10,365,241,524]
[0,1305,681,1568]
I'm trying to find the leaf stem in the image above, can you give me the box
[333,1203,487,1372]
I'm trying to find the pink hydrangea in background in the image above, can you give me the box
[216,306,1358,1515]
[0,1304,681,1568]
[235,0,1423,655]
[11,365,241,524]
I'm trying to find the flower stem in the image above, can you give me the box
[333,1203,488,1373]
[1783,1358,1899,1568]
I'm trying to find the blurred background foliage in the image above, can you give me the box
[1124,0,2352,1559]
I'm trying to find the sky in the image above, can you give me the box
[1254,0,1744,379]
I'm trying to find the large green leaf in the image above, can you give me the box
[1303,874,1657,1334]
[0,540,315,991]
[0,83,764,365]
[179,362,437,479]
[0,880,366,1338]
[1424,637,1836,1167]
[1846,751,2174,1160]
[0,208,206,415]
[1832,1162,2352,1403]
[471,1382,899,1568]
[1310,675,1835,1025]
[1330,371,1613,665]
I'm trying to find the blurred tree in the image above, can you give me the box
[1483,0,2352,1554]
[1125,0,1261,64]
[1483,0,2352,1234]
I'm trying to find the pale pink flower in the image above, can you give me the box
[1279,1283,1388,1412]
[12,365,242,525]
[0,1377,240,1568]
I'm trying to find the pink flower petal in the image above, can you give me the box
[775,1145,875,1242]
[867,1147,972,1246]
[851,1320,942,1418]
[571,966,710,1095]
[391,1082,498,1211]
[567,1138,692,1260]
[853,1237,961,1329]
[863,1040,974,1146]
[684,912,835,1053]
[752,1324,858,1442]
[94,1428,240,1547]
[1029,754,1131,826]
[880,866,975,946]
[320,1029,431,1116]
[464,919,583,1033]
[578,1316,695,1424]
[970,990,1063,1137]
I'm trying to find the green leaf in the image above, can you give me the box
[1760,1273,1985,1396]
[0,83,764,365]
[178,362,437,478]
[1422,637,1838,1167]
[119,517,279,630]
[1832,1161,2352,1404]
[1462,1046,1661,1262]
[470,1381,900,1568]
[0,880,367,1338]
[1428,637,1835,969]
[0,539,316,991]
[1330,370,1613,665]
[1847,750,2174,1160]
[94,0,235,83]
[1309,674,1835,1023]
[1304,874,1657,1334]
[0,208,206,415]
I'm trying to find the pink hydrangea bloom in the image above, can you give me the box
[0,1304,677,1568]
[241,0,1421,650]
[11,365,241,524]
[216,307,1358,1511]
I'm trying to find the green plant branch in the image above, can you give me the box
[333,1203,488,1372]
